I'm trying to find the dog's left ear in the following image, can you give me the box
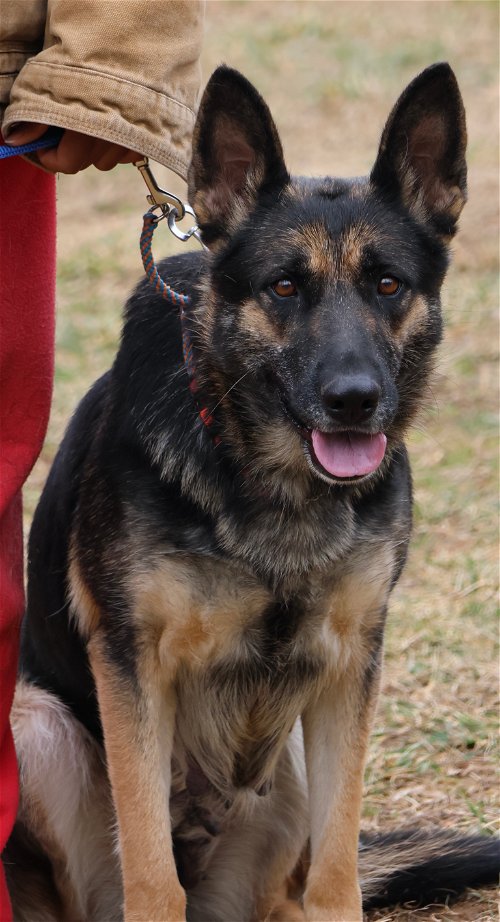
[371,63,467,238]
[188,66,289,248]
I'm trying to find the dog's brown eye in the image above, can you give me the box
[377,276,401,297]
[271,279,297,298]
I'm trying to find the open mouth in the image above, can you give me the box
[308,429,387,481]
[277,389,387,482]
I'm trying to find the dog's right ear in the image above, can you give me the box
[188,66,289,248]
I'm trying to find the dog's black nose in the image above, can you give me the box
[322,375,380,426]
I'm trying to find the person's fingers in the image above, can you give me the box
[117,150,142,165]
[36,133,142,173]
[93,143,134,171]
[6,124,143,174]
[4,122,48,145]
[36,130,97,174]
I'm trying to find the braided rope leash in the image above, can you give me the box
[139,207,219,440]
[140,210,191,307]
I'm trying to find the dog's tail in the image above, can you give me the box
[359,828,500,910]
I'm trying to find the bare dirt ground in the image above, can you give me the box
[24,2,498,919]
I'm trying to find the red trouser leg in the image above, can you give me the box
[0,151,56,921]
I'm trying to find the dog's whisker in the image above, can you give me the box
[209,371,252,415]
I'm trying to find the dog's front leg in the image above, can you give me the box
[88,630,185,922]
[301,666,378,922]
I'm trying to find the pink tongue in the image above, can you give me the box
[311,430,387,478]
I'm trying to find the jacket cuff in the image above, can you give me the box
[2,60,196,179]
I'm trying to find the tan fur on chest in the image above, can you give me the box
[129,556,272,680]
[128,539,395,688]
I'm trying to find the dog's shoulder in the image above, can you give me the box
[28,370,112,581]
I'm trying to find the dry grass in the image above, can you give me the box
[24,2,498,918]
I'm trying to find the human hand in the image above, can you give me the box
[5,123,141,173]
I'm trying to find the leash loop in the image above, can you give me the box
[137,162,221,440]
[140,209,191,306]
[139,208,221,445]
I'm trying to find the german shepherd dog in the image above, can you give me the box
[5,64,499,922]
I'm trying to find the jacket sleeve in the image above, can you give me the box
[2,0,204,179]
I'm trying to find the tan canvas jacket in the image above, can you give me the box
[0,0,204,178]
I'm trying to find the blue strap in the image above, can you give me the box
[0,126,64,160]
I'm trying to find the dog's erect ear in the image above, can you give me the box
[188,66,289,248]
[371,63,467,238]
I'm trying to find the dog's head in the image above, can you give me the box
[188,64,467,490]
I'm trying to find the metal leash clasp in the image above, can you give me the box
[134,157,185,219]
[135,157,206,249]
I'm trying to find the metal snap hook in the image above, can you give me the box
[168,206,206,248]
[134,157,186,221]
[135,157,207,249]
